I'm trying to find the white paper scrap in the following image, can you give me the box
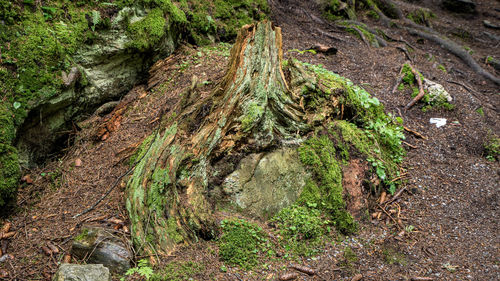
[430,118,447,128]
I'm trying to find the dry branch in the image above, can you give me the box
[290,264,315,275]
[404,126,427,140]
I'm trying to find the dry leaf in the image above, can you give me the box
[75,158,82,167]
[279,273,298,281]
[22,175,33,184]
[63,254,71,263]
[47,243,59,254]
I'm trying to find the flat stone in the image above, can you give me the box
[53,264,110,281]
[71,227,130,274]
[223,148,309,219]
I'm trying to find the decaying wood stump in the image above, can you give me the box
[126,21,404,260]
[126,21,309,258]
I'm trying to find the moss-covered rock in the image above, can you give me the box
[222,148,310,219]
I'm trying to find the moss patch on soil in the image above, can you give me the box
[218,219,269,269]
[484,133,499,161]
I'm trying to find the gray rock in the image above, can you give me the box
[71,227,130,274]
[16,6,179,165]
[423,79,452,103]
[442,0,476,14]
[222,148,309,219]
[53,264,110,281]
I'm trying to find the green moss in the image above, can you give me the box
[297,134,357,234]
[151,261,204,281]
[0,143,20,209]
[271,204,328,256]
[323,0,356,21]
[241,101,265,132]
[340,21,378,47]
[295,61,405,195]
[382,247,407,265]
[343,246,358,263]
[399,64,453,112]
[74,228,90,242]
[407,8,435,26]
[476,107,484,116]
[128,8,167,51]
[437,64,447,73]
[367,10,380,20]
[129,134,156,166]
[218,219,268,269]
[178,0,269,44]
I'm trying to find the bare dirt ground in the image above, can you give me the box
[1,0,499,280]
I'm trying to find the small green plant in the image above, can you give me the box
[404,224,415,233]
[271,205,328,256]
[437,64,446,73]
[339,246,358,272]
[484,133,499,161]
[476,107,484,116]
[123,259,154,280]
[442,262,458,272]
[218,219,268,269]
[464,46,474,55]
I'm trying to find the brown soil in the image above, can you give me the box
[1,0,499,280]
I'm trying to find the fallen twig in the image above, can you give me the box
[290,264,315,275]
[402,141,417,149]
[378,204,403,229]
[384,187,407,205]
[411,277,433,281]
[279,273,299,281]
[404,126,428,140]
[404,64,426,109]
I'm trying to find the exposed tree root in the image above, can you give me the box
[406,28,500,85]
[337,0,500,85]
[404,63,426,109]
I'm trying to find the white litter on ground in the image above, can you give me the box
[430,118,447,128]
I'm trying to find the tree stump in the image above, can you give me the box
[126,21,405,260]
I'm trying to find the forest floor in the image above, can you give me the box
[1,0,499,280]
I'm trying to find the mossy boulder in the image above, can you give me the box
[0,0,269,210]
[72,227,131,274]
